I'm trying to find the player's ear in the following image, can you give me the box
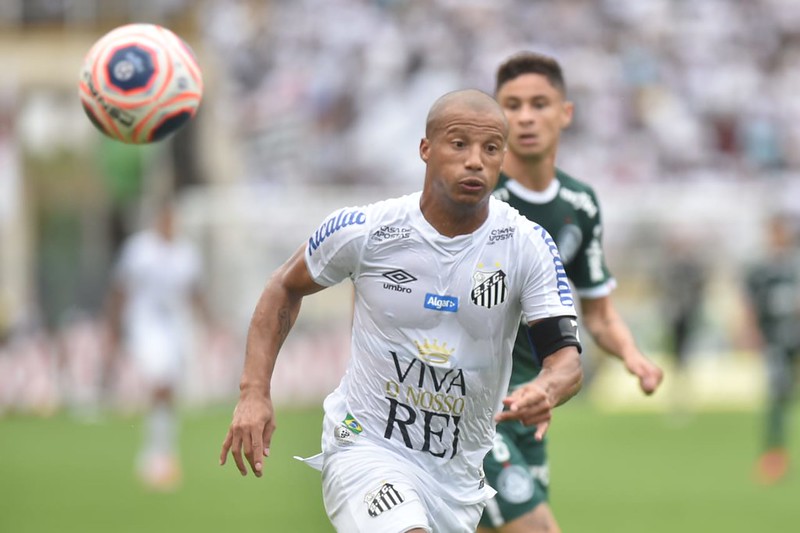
[561,101,574,129]
[419,138,430,163]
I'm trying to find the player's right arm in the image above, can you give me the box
[220,244,326,478]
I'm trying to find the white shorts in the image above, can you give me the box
[312,447,485,533]
[127,326,185,386]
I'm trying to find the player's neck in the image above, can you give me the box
[419,194,489,238]
[502,152,556,192]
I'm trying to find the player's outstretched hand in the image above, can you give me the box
[220,391,275,478]
[495,382,553,441]
[625,353,664,395]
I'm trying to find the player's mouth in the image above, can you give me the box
[517,133,539,146]
[458,177,485,193]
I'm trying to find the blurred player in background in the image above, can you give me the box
[106,199,212,491]
[743,213,800,485]
[659,235,707,370]
[657,233,707,418]
[479,51,664,533]
[220,89,583,532]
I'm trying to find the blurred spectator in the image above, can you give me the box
[5,0,800,421]
[201,0,800,188]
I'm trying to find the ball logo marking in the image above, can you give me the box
[113,59,135,82]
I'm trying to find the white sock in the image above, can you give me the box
[145,404,177,458]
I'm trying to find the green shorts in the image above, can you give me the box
[479,421,550,528]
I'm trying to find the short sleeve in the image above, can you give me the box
[305,206,370,286]
[567,189,615,297]
[519,222,578,323]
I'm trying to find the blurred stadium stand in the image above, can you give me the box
[1,0,799,415]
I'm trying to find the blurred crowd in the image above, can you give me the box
[2,0,800,417]
[202,0,800,188]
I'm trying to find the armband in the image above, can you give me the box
[528,315,582,361]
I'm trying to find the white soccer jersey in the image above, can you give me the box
[114,230,202,380]
[304,192,576,505]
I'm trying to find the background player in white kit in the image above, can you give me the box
[219,89,583,532]
[107,200,211,490]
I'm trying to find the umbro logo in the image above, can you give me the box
[382,269,417,293]
[382,269,417,284]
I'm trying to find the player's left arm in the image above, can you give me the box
[572,187,663,395]
[580,295,663,395]
[495,316,583,440]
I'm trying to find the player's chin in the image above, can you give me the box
[453,188,490,206]
[514,145,547,160]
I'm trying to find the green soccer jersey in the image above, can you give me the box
[493,168,616,389]
[745,253,800,349]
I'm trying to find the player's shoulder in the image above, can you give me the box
[315,194,409,228]
[121,230,156,253]
[489,199,560,270]
[555,168,597,196]
[348,192,420,231]
[555,168,602,219]
[308,193,418,253]
[489,196,544,236]
[115,231,159,272]
[489,194,522,220]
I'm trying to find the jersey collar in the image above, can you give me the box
[504,176,560,204]
[412,192,495,253]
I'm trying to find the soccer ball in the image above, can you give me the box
[78,23,203,144]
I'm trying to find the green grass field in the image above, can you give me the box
[1,400,797,532]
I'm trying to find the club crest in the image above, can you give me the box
[471,269,507,308]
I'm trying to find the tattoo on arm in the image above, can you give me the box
[277,306,292,342]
